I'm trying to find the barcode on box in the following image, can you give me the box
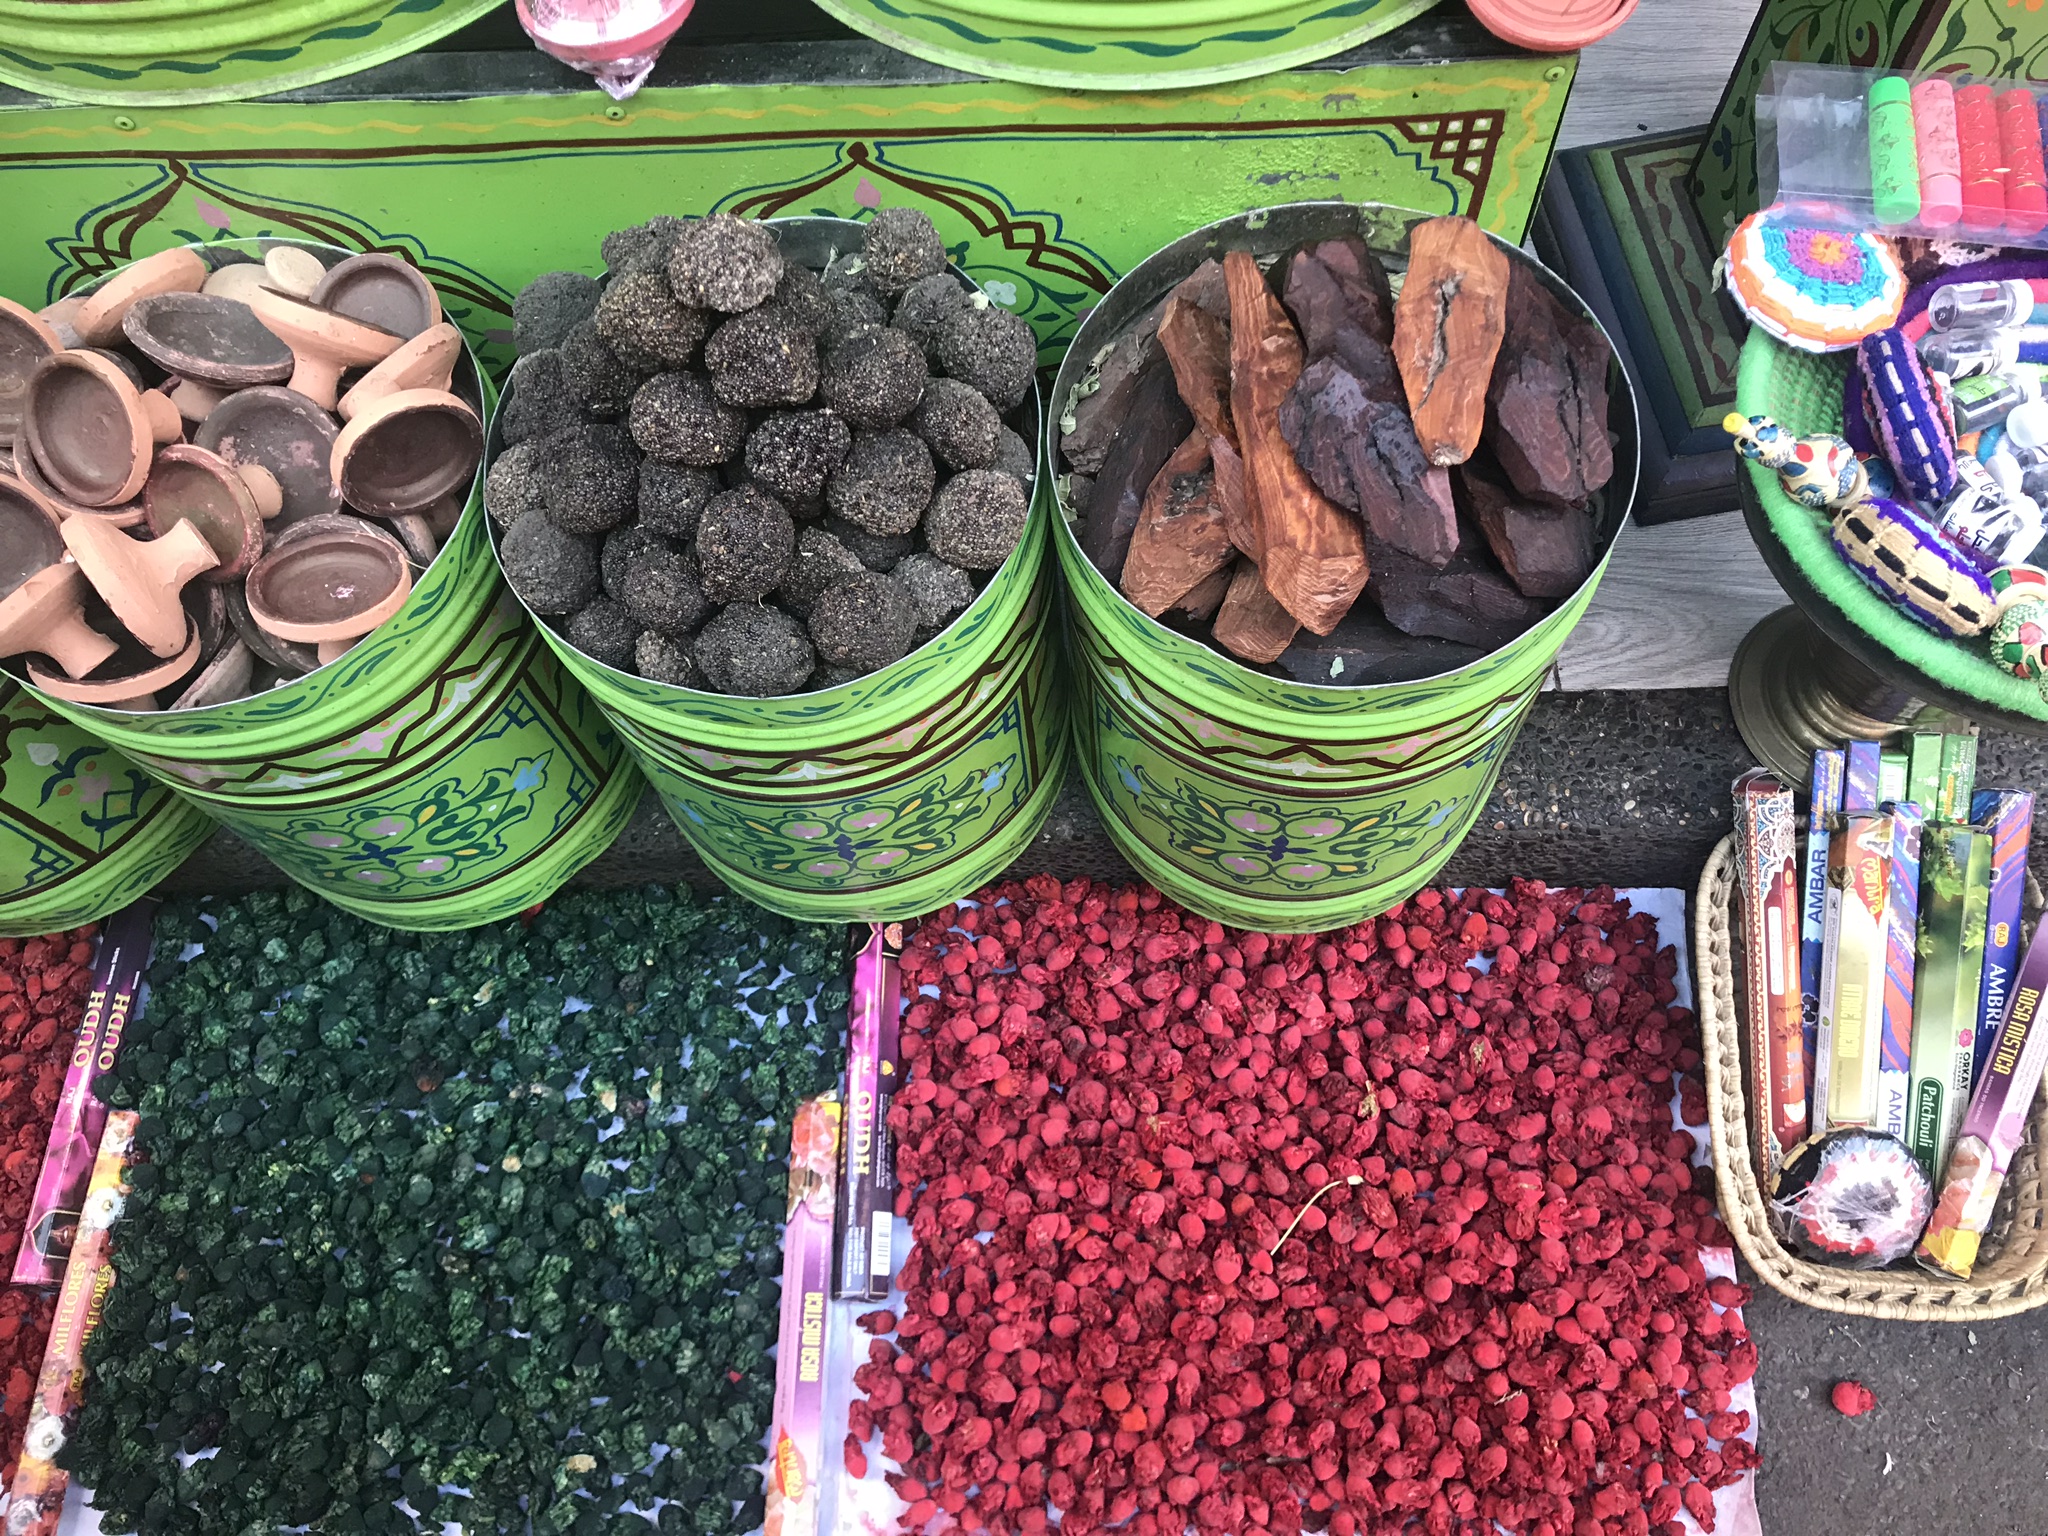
[869,1214,891,1279]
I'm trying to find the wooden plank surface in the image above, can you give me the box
[1556,0,1758,149]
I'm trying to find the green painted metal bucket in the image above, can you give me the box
[1049,202,1639,932]
[809,0,1443,89]
[0,679,212,936]
[490,217,1066,924]
[17,240,641,931]
[0,0,503,108]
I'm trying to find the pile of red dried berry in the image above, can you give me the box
[849,879,1755,1536]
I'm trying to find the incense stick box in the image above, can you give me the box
[838,924,902,1302]
[1919,922,2048,1279]
[1734,772,1809,1178]
[1908,825,1992,1182]
[1819,812,1891,1132]
[1971,789,2034,1084]
[768,1094,840,1536]
[1800,749,1845,1101]
[1877,805,1922,1141]
[1937,732,1979,822]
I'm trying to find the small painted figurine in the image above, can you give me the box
[1725,412,1870,510]
[1988,564,2048,691]
[1831,496,1997,636]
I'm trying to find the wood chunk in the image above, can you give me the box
[1210,435,1255,558]
[1173,258,1232,322]
[1225,249,1368,635]
[1366,535,1545,652]
[1484,260,1615,506]
[1277,357,1457,568]
[1081,354,1193,578]
[1159,294,1235,445]
[1392,216,1510,467]
[1457,453,1596,599]
[1274,601,1487,687]
[1282,251,1402,399]
[1121,431,1233,617]
[1064,295,1165,476]
[1212,556,1300,663]
[1174,564,1232,621]
[1305,236,1395,342]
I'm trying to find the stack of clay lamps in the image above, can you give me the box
[0,242,481,712]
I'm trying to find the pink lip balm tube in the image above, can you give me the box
[1912,77,1963,228]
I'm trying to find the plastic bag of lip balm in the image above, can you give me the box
[1770,1128,1934,1268]
[1760,60,2048,247]
[514,0,696,99]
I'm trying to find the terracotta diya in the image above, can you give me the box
[245,286,403,411]
[36,298,83,349]
[123,291,295,388]
[62,514,219,656]
[145,444,272,581]
[27,614,200,706]
[311,253,441,341]
[193,385,342,526]
[201,261,271,305]
[184,578,229,666]
[8,431,148,529]
[263,246,326,299]
[244,517,411,646]
[71,247,207,348]
[22,350,183,508]
[336,322,461,421]
[170,635,253,711]
[0,298,61,449]
[226,582,319,676]
[0,564,118,680]
[167,377,230,424]
[386,512,439,567]
[330,387,482,517]
[0,470,66,600]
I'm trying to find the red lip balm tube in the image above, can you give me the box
[1956,82,2007,231]
[2001,87,2048,238]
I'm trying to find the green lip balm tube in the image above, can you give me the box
[1871,75,1923,226]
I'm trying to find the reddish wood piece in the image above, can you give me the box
[1458,453,1597,599]
[1282,245,1401,399]
[1120,432,1233,618]
[1366,533,1544,652]
[1157,293,1234,447]
[1211,556,1300,663]
[1392,216,1509,467]
[1484,261,1614,507]
[1173,564,1232,621]
[1279,356,1457,568]
[1079,355,1192,579]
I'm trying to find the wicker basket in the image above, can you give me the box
[1696,834,2048,1318]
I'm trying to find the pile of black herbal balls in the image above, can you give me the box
[488,208,1040,698]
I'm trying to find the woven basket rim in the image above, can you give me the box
[1697,833,2048,1320]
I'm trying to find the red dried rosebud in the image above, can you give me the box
[1831,1381,1876,1417]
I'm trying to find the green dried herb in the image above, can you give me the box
[66,886,847,1535]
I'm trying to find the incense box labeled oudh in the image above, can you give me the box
[1908,824,1993,1182]
[837,923,902,1302]
[1734,771,1808,1179]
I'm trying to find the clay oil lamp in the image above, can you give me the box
[244,517,411,648]
[21,350,182,508]
[0,471,66,600]
[226,582,319,675]
[144,444,273,582]
[336,322,461,421]
[167,377,230,424]
[62,513,219,656]
[0,564,118,680]
[193,385,341,526]
[123,292,294,389]
[201,261,271,305]
[311,253,441,341]
[330,388,481,518]
[262,246,326,299]
[27,615,200,707]
[37,297,83,348]
[386,512,439,567]
[170,635,253,711]
[245,286,402,412]
[71,247,206,348]
[8,432,148,529]
[0,298,61,449]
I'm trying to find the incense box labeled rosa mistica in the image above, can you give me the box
[766,1093,839,1536]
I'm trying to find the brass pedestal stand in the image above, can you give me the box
[1727,607,1954,787]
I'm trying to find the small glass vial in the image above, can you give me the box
[1953,370,2042,434]
[1927,278,2039,331]
[1920,329,2021,379]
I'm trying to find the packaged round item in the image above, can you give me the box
[1725,211,1907,352]
[1770,1128,1934,1268]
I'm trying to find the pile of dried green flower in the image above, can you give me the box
[59,887,847,1536]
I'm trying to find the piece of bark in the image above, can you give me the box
[1173,258,1232,322]
[1064,295,1166,476]
[1158,293,1235,445]
[1174,564,1232,621]
[1121,432,1233,617]
[1278,357,1458,569]
[1210,434,1255,558]
[1483,260,1615,507]
[1273,601,1487,687]
[1225,249,1368,635]
[1212,556,1300,663]
[1305,236,1395,342]
[1081,354,1193,578]
[1456,453,1596,599]
[1366,534,1545,651]
[1282,251,1402,400]
[1392,216,1510,467]
[1066,472,1094,516]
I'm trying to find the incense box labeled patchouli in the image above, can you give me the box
[1908,825,1992,1182]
